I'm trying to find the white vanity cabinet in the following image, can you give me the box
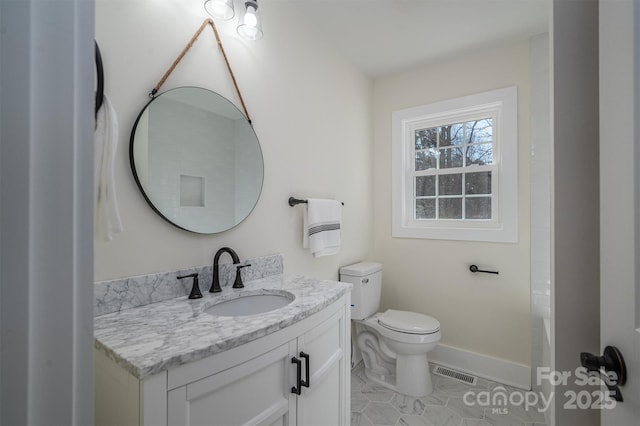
[167,341,293,425]
[95,294,350,426]
[293,306,346,426]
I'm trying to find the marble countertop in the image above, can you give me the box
[94,274,351,380]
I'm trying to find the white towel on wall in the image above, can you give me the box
[94,94,123,241]
[303,198,342,257]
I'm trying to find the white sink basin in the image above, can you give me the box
[204,291,294,317]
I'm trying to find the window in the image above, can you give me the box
[392,87,518,242]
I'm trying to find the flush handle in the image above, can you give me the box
[362,278,369,284]
[580,345,627,402]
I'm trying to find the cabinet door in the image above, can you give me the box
[168,341,295,426]
[296,309,349,426]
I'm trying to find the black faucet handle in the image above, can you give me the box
[233,263,252,288]
[177,273,203,299]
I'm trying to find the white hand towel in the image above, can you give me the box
[94,94,123,241]
[303,198,342,257]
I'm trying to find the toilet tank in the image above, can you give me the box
[339,262,382,320]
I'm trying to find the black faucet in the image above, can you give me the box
[211,247,251,292]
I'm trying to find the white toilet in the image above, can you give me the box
[340,261,441,397]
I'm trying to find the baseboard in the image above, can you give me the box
[429,343,531,390]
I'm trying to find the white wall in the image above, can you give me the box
[552,0,600,424]
[372,41,532,366]
[95,0,373,281]
[529,33,551,390]
[600,1,640,424]
[1,0,95,423]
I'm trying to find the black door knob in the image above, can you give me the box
[580,345,627,401]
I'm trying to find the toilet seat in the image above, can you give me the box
[378,309,440,335]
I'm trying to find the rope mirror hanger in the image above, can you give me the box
[149,18,252,124]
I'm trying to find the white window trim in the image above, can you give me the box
[392,86,518,243]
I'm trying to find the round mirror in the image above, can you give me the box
[130,87,263,234]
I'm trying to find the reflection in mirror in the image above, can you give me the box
[130,87,263,234]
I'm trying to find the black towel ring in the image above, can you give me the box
[95,40,104,118]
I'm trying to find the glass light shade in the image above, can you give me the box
[204,0,235,20]
[237,1,263,40]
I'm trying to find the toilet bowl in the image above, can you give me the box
[340,262,442,397]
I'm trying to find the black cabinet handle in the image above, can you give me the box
[291,357,302,395]
[300,352,310,388]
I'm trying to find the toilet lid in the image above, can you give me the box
[378,309,440,334]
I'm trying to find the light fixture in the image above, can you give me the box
[204,0,234,20]
[237,0,263,41]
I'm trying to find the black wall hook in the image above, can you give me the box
[95,40,104,118]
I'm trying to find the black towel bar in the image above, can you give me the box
[288,197,344,207]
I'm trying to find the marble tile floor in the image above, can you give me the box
[351,363,548,426]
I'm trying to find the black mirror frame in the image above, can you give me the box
[129,87,264,234]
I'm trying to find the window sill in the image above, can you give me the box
[392,221,518,243]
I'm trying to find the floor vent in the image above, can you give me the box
[432,365,478,386]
